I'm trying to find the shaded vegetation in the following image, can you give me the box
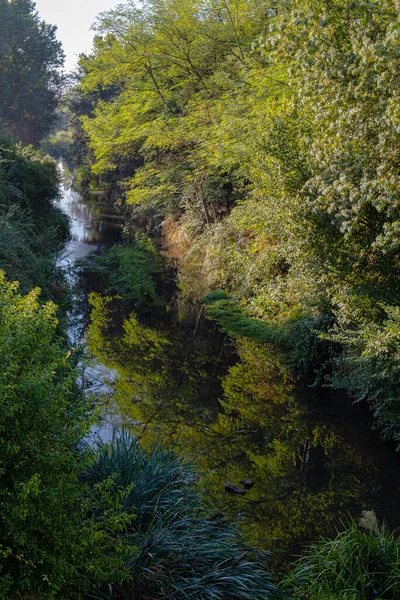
[84,433,276,600]
[282,513,400,599]
[80,234,162,307]
[0,132,69,304]
[0,0,64,146]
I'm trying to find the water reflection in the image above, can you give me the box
[86,293,400,566]
[59,187,124,267]
[57,176,400,565]
[58,179,129,443]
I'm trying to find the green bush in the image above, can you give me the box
[0,133,70,304]
[0,272,83,594]
[0,272,137,598]
[0,134,59,212]
[0,205,69,300]
[282,513,400,600]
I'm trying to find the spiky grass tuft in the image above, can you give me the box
[83,432,276,599]
[281,514,400,600]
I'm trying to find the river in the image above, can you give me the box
[59,180,400,569]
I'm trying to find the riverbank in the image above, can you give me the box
[1,151,400,597]
[63,0,400,448]
[61,180,400,571]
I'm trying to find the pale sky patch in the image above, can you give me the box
[34,0,121,71]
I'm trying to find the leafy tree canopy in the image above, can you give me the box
[0,0,64,146]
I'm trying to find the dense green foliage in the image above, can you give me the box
[282,513,400,599]
[0,0,64,146]
[0,273,136,598]
[67,0,400,441]
[0,133,69,301]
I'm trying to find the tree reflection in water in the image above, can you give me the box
[87,293,399,568]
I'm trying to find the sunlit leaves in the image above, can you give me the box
[74,0,400,437]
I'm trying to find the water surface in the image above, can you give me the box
[60,181,400,568]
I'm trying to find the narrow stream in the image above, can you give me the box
[58,183,127,440]
[59,180,400,568]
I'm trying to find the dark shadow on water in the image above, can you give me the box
[60,179,400,570]
[86,291,400,569]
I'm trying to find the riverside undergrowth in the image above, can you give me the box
[0,132,70,309]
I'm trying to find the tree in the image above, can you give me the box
[0,0,64,146]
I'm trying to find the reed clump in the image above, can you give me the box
[83,432,276,600]
[281,512,400,600]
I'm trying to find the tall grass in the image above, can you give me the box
[282,513,400,600]
[82,432,276,599]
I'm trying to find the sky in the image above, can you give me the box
[34,0,121,71]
